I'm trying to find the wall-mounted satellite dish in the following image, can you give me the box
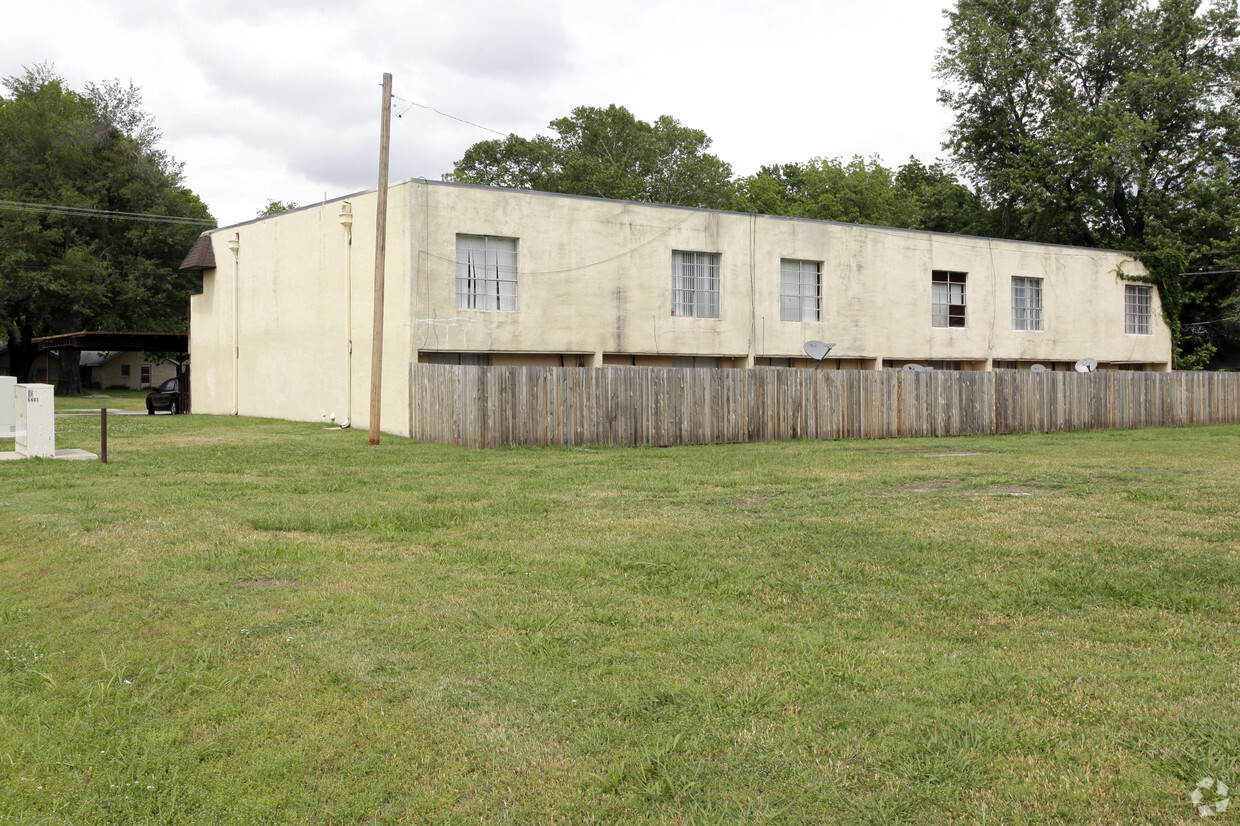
[1074,357,1098,373]
[803,340,836,365]
[1030,363,1048,373]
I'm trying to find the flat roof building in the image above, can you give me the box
[183,181,1171,436]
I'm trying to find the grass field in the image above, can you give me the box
[54,390,151,414]
[1,414,1238,824]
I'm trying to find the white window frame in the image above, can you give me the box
[1011,276,1043,331]
[1125,284,1152,335]
[780,259,821,322]
[932,270,967,328]
[456,235,518,312]
[672,251,720,319]
[140,364,151,386]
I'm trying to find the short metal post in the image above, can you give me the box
[101,408,108,464]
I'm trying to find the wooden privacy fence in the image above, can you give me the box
[410,363,1240,449]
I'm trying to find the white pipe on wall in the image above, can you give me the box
[228,232,240,415]
[340,202,354,428]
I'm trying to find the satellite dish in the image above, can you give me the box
[903,363,926,372]
[1030,363,1048,373]
[803,340,836,363]
[1074,357,1098,373]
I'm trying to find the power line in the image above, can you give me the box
[388,93,508,137]
[0,199,215,226]
[1186,314,1240,327]
[8,269,195,278]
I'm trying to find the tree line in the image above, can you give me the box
[449,106,995,235]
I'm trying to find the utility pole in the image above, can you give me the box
[369,72,392,445]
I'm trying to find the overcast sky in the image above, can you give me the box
[4,0,957,228]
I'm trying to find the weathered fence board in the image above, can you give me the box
[409,364,1240,448]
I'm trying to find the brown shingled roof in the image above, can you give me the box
[179,232,217,270]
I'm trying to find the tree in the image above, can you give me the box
[894,158,995,236]
[0,64,214,391]
[936,0,1240,366]
[734,156,991,235]
[447,105,736,209]
[734,156,918,226]
[258,200,300,217]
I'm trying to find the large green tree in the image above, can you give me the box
[447,105,736,209]
[936,0,1240,366]
[0,65,214,391]
[734,156,991,235]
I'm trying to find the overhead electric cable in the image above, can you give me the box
[388,93,508,137]
[1185,314,1240,327]
[0,199,215,226]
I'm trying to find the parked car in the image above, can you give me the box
[146,378,183,414]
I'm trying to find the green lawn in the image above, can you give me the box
[54,389,152,413]
[2,415,1238,824]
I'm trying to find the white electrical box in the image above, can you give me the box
[15,383,55,458]
[0,375,15,438]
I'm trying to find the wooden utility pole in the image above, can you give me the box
[369,72,393,445]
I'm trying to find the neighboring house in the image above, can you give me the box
[181,180,1173,437]
[79,350,177,390]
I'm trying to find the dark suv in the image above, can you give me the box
[146,378,183,414]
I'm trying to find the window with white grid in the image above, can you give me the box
[780,259,821,322]
[671,251,720,318]
[1011,276,1043,331]
[1125,284,1152,335]
[456,235,517,311]
[932,270,967,328]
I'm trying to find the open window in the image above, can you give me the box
[932,270,967,328]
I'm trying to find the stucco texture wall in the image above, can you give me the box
[411,184,1168,368]
[190,186,412,433]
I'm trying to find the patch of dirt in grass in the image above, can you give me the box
[870,479,961,497]
[730,493,786,508]
[899,480,962,492]
[852,446,939,453]
[966,488,1037,497]
[236,577,294,588]
[874,480,1040,497]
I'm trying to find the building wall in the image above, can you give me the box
[413,184,1170,370]
[190,185,413,432]
[188,181,1172,436]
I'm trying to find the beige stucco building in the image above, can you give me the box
[183,181,1172,436]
